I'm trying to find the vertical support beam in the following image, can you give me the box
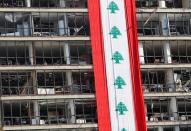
[170,97,179,131]
[29,14,34,36]
[60,0,66,7]
[25,0,31,7]
[64,37,75,124]
[139,42,145,64]
[182,0,190,8]
[29,43,34,65]
[33,100,40,125]
[0,101,2,128]
[64,43,70,64]
[159,0,166,8]
[66,71,76,123]
[32,70,39,125]
[59,0,70,36]
[23,22,29,36]
[166,69,174,91]
[163,43,172,64]
[158,126,163,131]
[159,1,172,64]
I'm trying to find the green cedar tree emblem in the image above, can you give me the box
[107,1,119,13]
[112,51,124,64]
[116,102,128,115]
[121,128,127,131]
[114,76,126,89]
[109,26,121,38]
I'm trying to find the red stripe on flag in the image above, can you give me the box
[124,0,147,131]
[88,0,112,131]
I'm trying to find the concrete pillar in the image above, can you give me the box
[170,97,180,131]
[17,24,23,36]
[64,43,70,64]
[58,20,66,36]
[182,0,190,8]
[59,0,70,36]
[32,70,39,124]
[138,42,145,64]
[29,43,33,65]
[166,69,174,91]
[23,22,29,36]
[159,1,172,65]
[33,100,40,125]
[0,102,2,127]
[60,0,66,7]
[158,126,163,131]
[163,43,172,64]
[29,14,34,36]
[159,0,166,8]
[58,14,69,36]
[66,71,76,123]
[25,0,31,7]
[69,100,75,123]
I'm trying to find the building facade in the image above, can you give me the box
[137,0,191,131]
[0,0,190,131]
[0,0,97,131]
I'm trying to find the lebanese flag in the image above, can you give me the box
[88,0,147,131]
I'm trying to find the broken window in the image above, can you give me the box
[2,99,97,126]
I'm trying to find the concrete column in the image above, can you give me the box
[25,0,31,7]
[66,71,76,123]
[170,97,180,131]
[158,126,163,131]
[32,70,39,124]
[166,69,174,91]
[59,0,70,36]
[29,43,33,65]
[182,0,190,8]
[64,43,70,64]
[159,0,166,8]
[58,14,69,36]
[0,102,2,127]
[159,1,172,64]
[58,20,66,36]
[60,0,66,7]
[138,42,145,64]
[163,43,172,64]
[69,100,75,123]
[33,100,40,125]
[29,14,34,36]
[23,22,29,36]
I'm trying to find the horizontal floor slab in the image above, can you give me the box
[138,36,191,41]
[147,120,191,126]
[144,92,191,98]
[0,65,93,71]
[137,8,191,13]
[1,94,95,101]
[0,36,90,41]
[3,123,98,130]
[0,8,88,13]
[141,64,191,69]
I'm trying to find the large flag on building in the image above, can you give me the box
[88,0,147,131]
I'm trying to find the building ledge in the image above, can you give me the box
[0,36,90,41]
[0,65,93,71]
[141,64,191,69]
[147,120,191,126]
[144,92,191,98]
[1,94,95,101]
[3,123,98,130]
[138,36,191,41]
[137,8,191,13]
[0,8,88,13]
